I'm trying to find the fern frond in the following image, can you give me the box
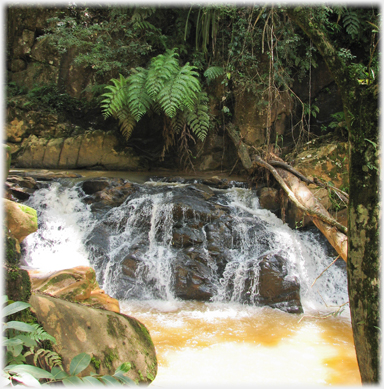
[100,74,129,119]
[342,9,360,38]
[33,348,62,369]
[170,111,186,134]
[116,107,137,141]
[131,6,156,22]
[185,91,210,142]
[204,66,224,81]
[28,324,56,344]
[126,67,152,121]
[146,49,180,99]
[157,63,201,118]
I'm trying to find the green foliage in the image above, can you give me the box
[2,296,136,386]
[204,66,224,82]
[8,83,89,115]
[101,48,209,145]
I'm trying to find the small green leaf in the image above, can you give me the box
[99,375,122,385]
[2,301,31,318]
[5,364,54,380]
[51,366,69,380]
[62,376,84,386]
[114,372,136,385]
[3,338,23,347]
[9,371,41,386]
[81,376,104,385]
[69,353,91,376]
[15,334,38,348]
[4,321,36,332]
[114,362,131,374]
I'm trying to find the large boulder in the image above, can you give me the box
[29,294,157,384]
[4,199,37,244]
[28,266,120,313]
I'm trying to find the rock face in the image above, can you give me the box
[28,266,120,313]
[84,178,303,313]
[10,131,141,171]
[29,294,157,384]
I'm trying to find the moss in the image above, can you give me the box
[126,317,154,349]
[103,347,118,370]
[5,231,20,264]
[17,204,37,227]
[91,356,101,370]
[5,265,32,304]
[107,314,126,338]
[40,273,75,291]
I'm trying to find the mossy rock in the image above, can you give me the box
[30,294,158,385]
[29,266,120,312]
[4,264,32,303]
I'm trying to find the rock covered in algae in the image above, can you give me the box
[29,293,157,385]
[28,266,120,313]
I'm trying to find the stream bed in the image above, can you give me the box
[21,169,361,386]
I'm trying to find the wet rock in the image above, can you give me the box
[29,294,157,384]
[258,187,280,212]
[253,253,302,314]
[173,254,216,301]
[81,178,139,209]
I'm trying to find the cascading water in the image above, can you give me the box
[23,176,358,385]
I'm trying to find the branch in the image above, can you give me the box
[253,156,348,234]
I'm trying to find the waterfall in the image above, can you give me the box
[23,178,349,315]
[23,182,95,271]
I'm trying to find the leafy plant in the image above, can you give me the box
[2,296,137,386]
[101,48,210,145]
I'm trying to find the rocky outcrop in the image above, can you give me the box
[85,178,303,313]
[11,131,141,170]
[28,266,120,313]
[29,294,157,384]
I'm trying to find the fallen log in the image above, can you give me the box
[226,124,348,262]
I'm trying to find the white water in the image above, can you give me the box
[23,182,94,271]
[23,178,359,386]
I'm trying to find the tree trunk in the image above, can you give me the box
[284,7,381,383]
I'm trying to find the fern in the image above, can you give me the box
[170,111,186,134]
[117,107,137,141]
[28,323,57,344]
[342,9,360,39]
[101,48,209,148]
[157,63,201,118]
[185,91,210,142]
[126,68,152,121]
[146,49,180,98]
[204,66,224,82]
[101,74,129,118]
